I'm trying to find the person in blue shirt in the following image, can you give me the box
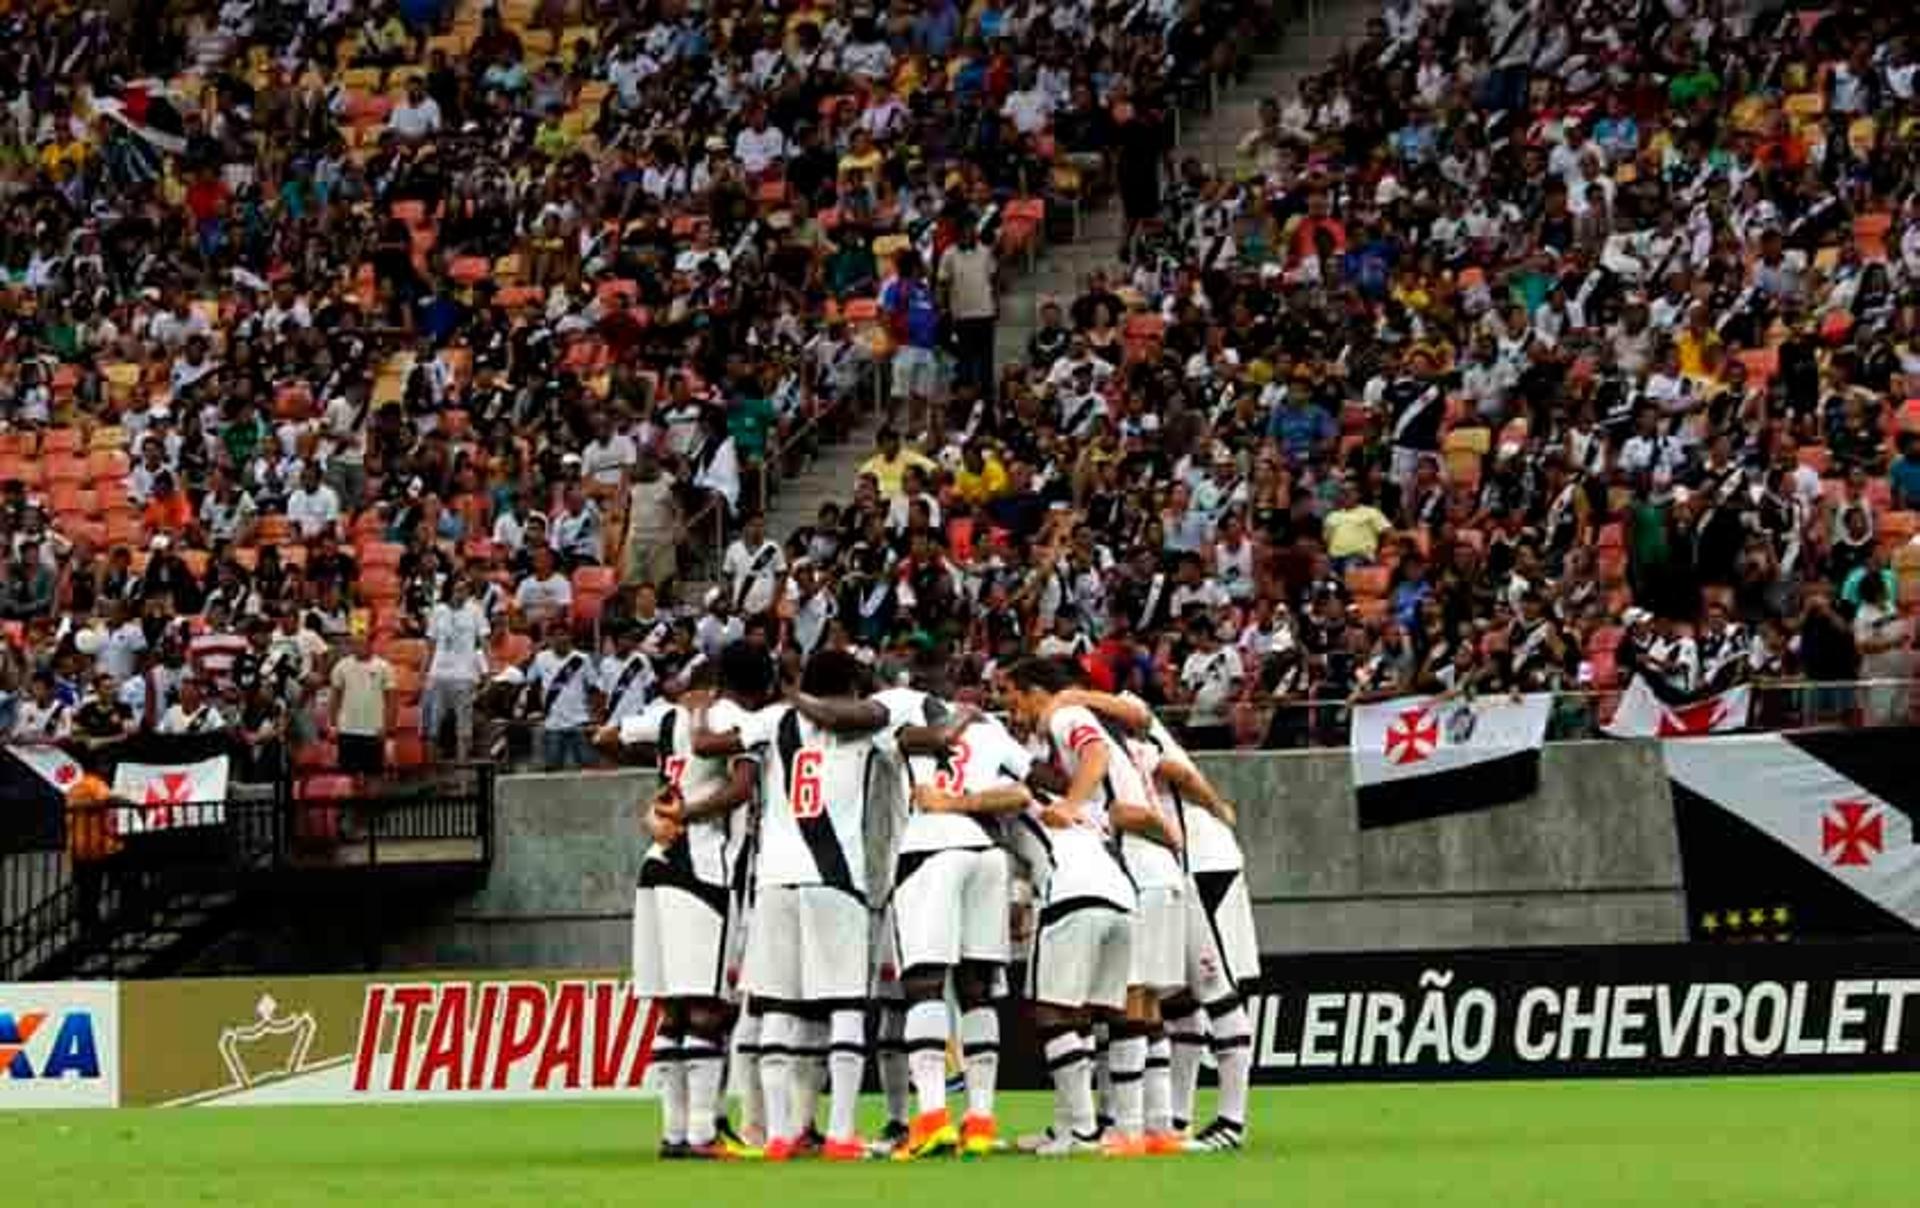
[1266,375,1338,466]
[880,250,943,433]
[912,0,960,55]
[1890,435,1920,509]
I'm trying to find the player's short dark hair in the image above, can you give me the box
[800,648,863,698]
[718,641,777,699]
[1006,656,1073,694]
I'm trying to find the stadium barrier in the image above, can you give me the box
[7,941,1920,1111]
[0,969,659,1110]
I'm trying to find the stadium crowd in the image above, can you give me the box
[3,0,1920,773]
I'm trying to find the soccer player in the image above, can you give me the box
[871,681,1032,1160]
[695,650,902,1162]
[600,643,774,1160]
[1004,657,1181,1157]
[1067,689,1259,1152]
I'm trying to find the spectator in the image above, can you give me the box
[524,626,597,771]
[938,222,1000,403]
[881,250,943,433]
[425,577,490,762]
[1324,481,1392,569]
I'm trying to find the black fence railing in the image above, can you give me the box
[0,765,494,982]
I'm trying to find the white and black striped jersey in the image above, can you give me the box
[875,688,1034,856]
[1044,703,1181,892]
[1124,692,1244,876]
[622,697,755,893]
[738,702,892,899]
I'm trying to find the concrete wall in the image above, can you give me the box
[1213,741,1688,952]
[383,742,1689,970]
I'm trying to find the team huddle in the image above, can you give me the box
[605,646,1258,1161]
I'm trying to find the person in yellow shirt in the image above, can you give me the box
[954,441,1009,505]
[1676,302,1722,378]
[1323,480,1392,565]
[858,426,937,498]
[837,127,885,182]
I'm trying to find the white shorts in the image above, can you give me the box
[1189,870,1260,994]
[743,884,870,1003]
[894,847,1011,972]
[891,345,941,400]
[632,880,732,1000]
[1128,885,1187,993]
[1029,904,1132,1012]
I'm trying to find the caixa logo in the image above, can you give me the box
[0,1011,103,1080]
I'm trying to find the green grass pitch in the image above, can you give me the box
[9,1077,1913,1207]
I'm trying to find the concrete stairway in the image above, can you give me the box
[744,0,1379,564]
[995,0,1379,363]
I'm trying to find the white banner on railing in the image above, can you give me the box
[112,757,230,834]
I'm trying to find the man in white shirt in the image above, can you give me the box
[1001,71,1056,136]
[722,512,785,617]
[581,416,639,495]
[516,546,575,626]
[425,576,490,761]
[733,107,789,176]
[388,79,443,141]
[1179,622,1243,750]
[328,633,393,773]
[525,627,599,770]
[286,461,342,538]
[597,623,656,724]
[551,479,604,566]
[157,677,229,736]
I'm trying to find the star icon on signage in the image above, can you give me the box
[1700,913,1720,934]
[1384,707,1439,765]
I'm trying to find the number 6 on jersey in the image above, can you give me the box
[791,748,825,818]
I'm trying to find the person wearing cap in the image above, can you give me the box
[157,675,229,736]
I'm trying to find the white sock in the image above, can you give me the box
[879,1006,910,1126]
[1108,1034,1147,1137]
[684,1034,723,1146]
[656,1031,687,1144]
[759,1013,795,1142]
[1042,1029,1095,1138]
[732,1012,764,1137]
[960,1006,999,1120]
[1166,1009,1207,1130]
[904,999,950,1117]
[1144,1032,1172,1134]
[828,1010,866,1142]
[794,1018,827,1136]
[1212,1004,1253,1128]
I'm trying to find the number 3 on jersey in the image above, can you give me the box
[791,748,825,818]
[931,737,972,793]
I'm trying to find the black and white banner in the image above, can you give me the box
[1606,678,1751,738]
[1351,694,1551,828]
[998,941,1920,1086]
[1668,730,1920,939]
[1233,941,1920,1082]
